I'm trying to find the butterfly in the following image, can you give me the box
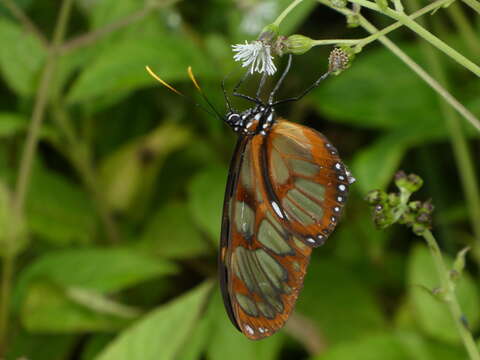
[145,52,353,340]
[218,54,354,340]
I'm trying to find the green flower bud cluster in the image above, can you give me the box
[365,171,434,235]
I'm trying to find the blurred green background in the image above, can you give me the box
[0,0,479,359]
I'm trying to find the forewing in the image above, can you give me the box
[265,119,352,247]
[219,135,313,340]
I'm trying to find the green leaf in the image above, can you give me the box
[21,282,130,332]
[94,281,213,360]
[313,331,467,360]
[296,257,386,344]
[206,290,284,360]
[7,329,75,360]
[140,201,210,259]
[0,180,28,257]
[408,245,480,343]
[67,34,213,104]
[15,247,178,300]
[99,123,191,214]
[0,112,28,137]
[26,166,96,246]
[314,44,455,140]
[313,333,411,360]
[188,165,228,243]
[0,19,46,96]
[87,0,142,29]
[351,132,409,194]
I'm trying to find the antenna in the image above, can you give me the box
[187,67,224,120]
[145,66,221,120]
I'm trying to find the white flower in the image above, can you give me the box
[232,40,277,75]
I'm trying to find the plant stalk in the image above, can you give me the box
[317,0,480,133]
[273,0,306,27]
[407,0,480,264]
[343,0,480,76]
[422,230,480,360]
[0,0,74,355]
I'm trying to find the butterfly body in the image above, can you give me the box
[219,104,352,340]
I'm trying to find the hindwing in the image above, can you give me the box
[219,136,312,340]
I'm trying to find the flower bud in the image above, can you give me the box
[284,34,314,55]
[328,47,351,74]
[395,171,423,193]
[365,190,387,204]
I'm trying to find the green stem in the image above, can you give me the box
[346,0,480,76]
[273,0,306,27]
[317,0,480,133]
[447,2,480,58]
[0,0,74,355]
[422,230,480,360]
[50,102,119,244]
[312,38,361,46]
[407,0,480,272]
[354,0,452,50]
[461,0,480,14]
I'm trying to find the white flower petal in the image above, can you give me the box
[231,40,277,75]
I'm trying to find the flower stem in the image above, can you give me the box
[461,0,480,14]
[422,230,480,360]
[346,0,480,76]
[447,3,480,58]
[354,0,452,51]
[312,39,362,46]
[0,0,74,355]
[407,0,480,269]
[273,0,306,27]
[50,101,119,244]
[317,0,480,133]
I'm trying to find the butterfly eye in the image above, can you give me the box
[226,112,241,126]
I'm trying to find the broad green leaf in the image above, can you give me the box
[82,334,115,360]
[21,282,130,332]
[26,166,96,246]
[0,19,46,96]
[351,132,409,194]
[175,313,212,360]
[296,257,386,344]
[206,290,284,360]
[313,331,467,360]
[94,281,213,360]
[314,45,449,135]
[313,333,411,360]
[88,0,142,29]
[15,247,177,297]
[188,165,228,243]
[0,112,28,137]
[408,245,479,343]
[66,287,142,319]
[67,34,213,104]
[140,201,210,259]
[99,123,191,214]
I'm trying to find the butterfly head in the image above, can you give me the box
[225,105,275,136]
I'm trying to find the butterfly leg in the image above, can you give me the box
[268,54,293,104]
[272,71,330,106]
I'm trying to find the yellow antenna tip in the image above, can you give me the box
[145,65,183,96]
[187,66,202,93]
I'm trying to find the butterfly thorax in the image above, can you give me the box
[225,106,275,136]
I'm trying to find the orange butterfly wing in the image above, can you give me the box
[219,120,351,340]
